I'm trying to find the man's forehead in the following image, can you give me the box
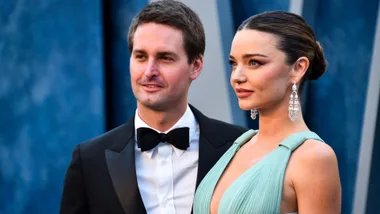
[133,31,185,52]
[134,23,183,42]
[132,48,179,56]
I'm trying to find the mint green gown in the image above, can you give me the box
[193,129,324,214]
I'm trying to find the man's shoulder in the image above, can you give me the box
[77,121,133,156]
[189,104,248,141]
[200,116,248,143]
[207,117,247,133]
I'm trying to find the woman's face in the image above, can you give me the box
[229,29,293,111]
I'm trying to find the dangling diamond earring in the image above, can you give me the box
[250,109,258,120]
[288,82,299,121]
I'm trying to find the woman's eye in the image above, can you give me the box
[249,59,261,66]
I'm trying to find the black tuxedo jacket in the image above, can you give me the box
[60,105,247,214]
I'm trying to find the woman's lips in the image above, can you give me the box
[235,88,254,98]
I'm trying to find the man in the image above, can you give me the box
[60,1,247,214]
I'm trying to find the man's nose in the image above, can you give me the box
[144,59,159,78]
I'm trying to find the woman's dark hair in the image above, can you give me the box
[238,11,327,91]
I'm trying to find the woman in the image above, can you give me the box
[193,11,341,213]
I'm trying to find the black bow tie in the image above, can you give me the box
[136,127,190,152]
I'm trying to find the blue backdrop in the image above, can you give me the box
[0,0,378,213]
[0,1,105,213]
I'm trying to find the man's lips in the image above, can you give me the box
[141,83,163,92]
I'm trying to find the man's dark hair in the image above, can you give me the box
[128,0,206,63]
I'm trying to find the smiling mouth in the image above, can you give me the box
[141,84,163,92]
[144,85,160,88]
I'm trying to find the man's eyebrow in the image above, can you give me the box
[132,49,146,54]
[157,51,178,58]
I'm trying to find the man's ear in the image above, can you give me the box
[190,55,203,80]
[290,56,309,83]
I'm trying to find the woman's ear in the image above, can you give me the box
[290,56,309,83]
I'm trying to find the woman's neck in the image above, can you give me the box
[256,103,308,145]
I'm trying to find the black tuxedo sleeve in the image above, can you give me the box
[60,144,89,214]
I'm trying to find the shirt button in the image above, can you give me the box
[160,159,166,164]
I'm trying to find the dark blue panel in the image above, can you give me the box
[230,0,289,129]
[0,0,104,213]
[366,92,380,213]
[230,0,289,30]
[305,0,379,213]
[104,0,148,129]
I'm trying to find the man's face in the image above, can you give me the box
[130,23,202,111]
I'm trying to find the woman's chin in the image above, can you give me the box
[238,103,256,111]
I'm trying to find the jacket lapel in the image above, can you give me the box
[195,135,233,188]
[189,105,235,189]
[105,117,147,214]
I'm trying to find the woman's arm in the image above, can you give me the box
[293,140,341,213]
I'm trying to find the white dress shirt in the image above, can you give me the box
[134,105,200,214]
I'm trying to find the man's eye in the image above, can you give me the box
[161,56,174,61]
[135,55,146,59]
